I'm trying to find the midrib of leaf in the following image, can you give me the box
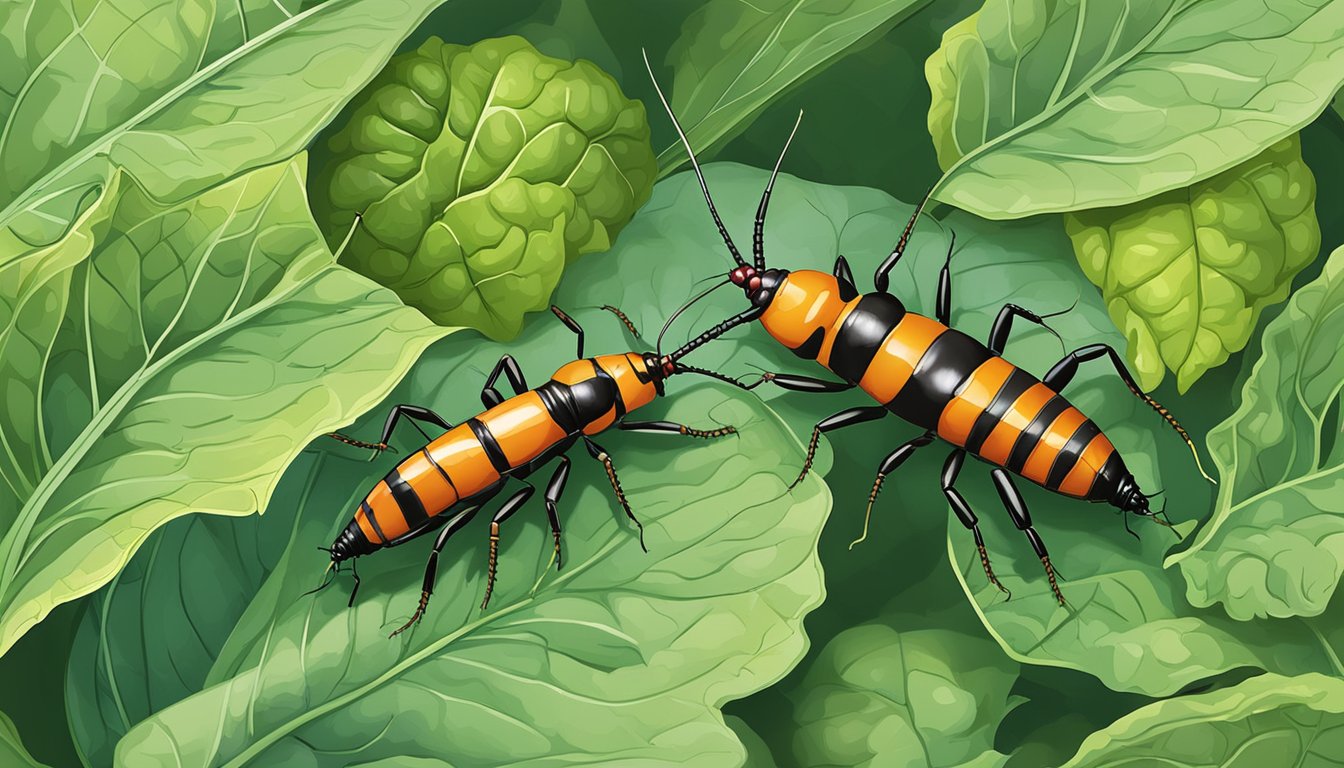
[930,0,1186,199]
[0,0,327,230]
[220,531,629,768]
[0,246,326,600]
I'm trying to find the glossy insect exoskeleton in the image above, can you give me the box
[311,305,740,636]
[643,52,1212,604]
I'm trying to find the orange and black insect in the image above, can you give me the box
[645,53,1213,604]
[310,305,738,636]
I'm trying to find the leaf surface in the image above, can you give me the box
[925,0,1344,218]
[1168,244,1344,620]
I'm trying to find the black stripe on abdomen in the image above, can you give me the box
[1045,419,1101,489]
[964,367,1036,454]
[467,418,512,474]
[1005,396,1070,473]
[886,329,993,430]
[830,293,907,382]
[386,468,430,528]
[361,500,387,544]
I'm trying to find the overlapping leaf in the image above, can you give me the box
[925,0,1344,218]
[0,709,49,768]
[1168,245,1344,620]
[1065,136,1320,392]
[0,157,450,658]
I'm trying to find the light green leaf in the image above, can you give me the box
[1065,135,1320,392]
[791,624,1016,768]
[726,715,779,768]
[309,35,656,339]
[1061,673,1344,768]
[657,0,933,175]
[0,709,50,768]
[0,156,450,659]
[204,0,305,62]
[1167,244,1344,620]
[0,0,450,245]
[114,382,828,766]
[925,0,1344,218]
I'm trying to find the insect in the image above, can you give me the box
[311,305,739,636]
[644,53,1212,604]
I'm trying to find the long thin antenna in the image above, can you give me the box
[642,48,745,267]
[656,278,731,360]
[754,110,803,270]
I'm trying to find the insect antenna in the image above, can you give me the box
[642,49,745,268]
[655,278,731,360]
[753,110,803,270]
[302,558,337,598]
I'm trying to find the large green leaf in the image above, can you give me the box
[1065,135,1320,392]
[1061,673,1344,768]
[113,382,828,765]
[791,623,1017,767]
[1167,245,1344,620]
[0,156,450,658]
[0,709,49,768]
[925,0,1344,219]
[204,0,306,62]
[657,0,934,175]
[0,0,449,245]
[308,35,656,340]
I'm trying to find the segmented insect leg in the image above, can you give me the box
[389,504,481,638]
[584,437,646,551]
[550,305,586,358]
[935,231,957,325]
[480,483,536,611]
[990,468,1065,606]
[482,355,529,409]
[600,305,640,337]
[833,255,858,300]
[986,302,1073,355]
[850,431,934,549]
[1043,343,1214,484]
[543,456,570,570]
[618,420,737,439]
[789,406,887,491]
[874,185,935,293]
[942,450,1010,597]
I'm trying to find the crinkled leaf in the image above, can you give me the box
[1065,135,1320,392]
[726,716,779,768]
[925,0,1344,218]
[0,0,450,245]
[657,0,933,175]
[791,624,1016,768]
[114,380,828,765]
[1167,244,1344,620]
[0,709,49,768]
[0,156,450,659]
[309,35,656,339]
[1061,673,1344,768]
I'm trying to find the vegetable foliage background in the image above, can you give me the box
[4,0,1344,766]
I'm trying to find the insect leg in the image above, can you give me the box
[619,420,736,439]
[550,305,585,358]
[789,406,887,490]
[389,503,482,637]
[480,483,537,610]
[874,187,933,293]
[850,430,935,549]
[935,232,957,325]
[543,456,570,570]
[482,355,529,409]
[583,436,647,551]
[756,372,856,393]
[990,468,1065,606]
[833,255,858,299]
[1044,343,1212,483]
[327,404,454,455]
[987,303,1067,355]
[600,305,640,338]
[943,449,1010,597]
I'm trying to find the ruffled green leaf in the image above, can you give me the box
[309,35,656,339]
[1065,136,1320,392]
[1167,244,1344,620]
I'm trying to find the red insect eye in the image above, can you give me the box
[748,276,762,293]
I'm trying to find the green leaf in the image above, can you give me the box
[1064,135,1320,392]
[0,156,450,658]
[204,0,306,63]
[1060,673,1344,768]
[114,381,828,765]
[791,624,1016,768]
[925,0,1344,219]
[0,709,49,768]
[309,35,656,340]
[726,715,779,768]
[658,0,933,176]
[1167,244,1344,620]
[0,0,450,245]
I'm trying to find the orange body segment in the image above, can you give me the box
[936,357,1017,447]
[858,314,946,402]
[1059,432,1117,498]
[977,383,1055,466]
[481,392,569,466]
[1021,406,1088,485]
